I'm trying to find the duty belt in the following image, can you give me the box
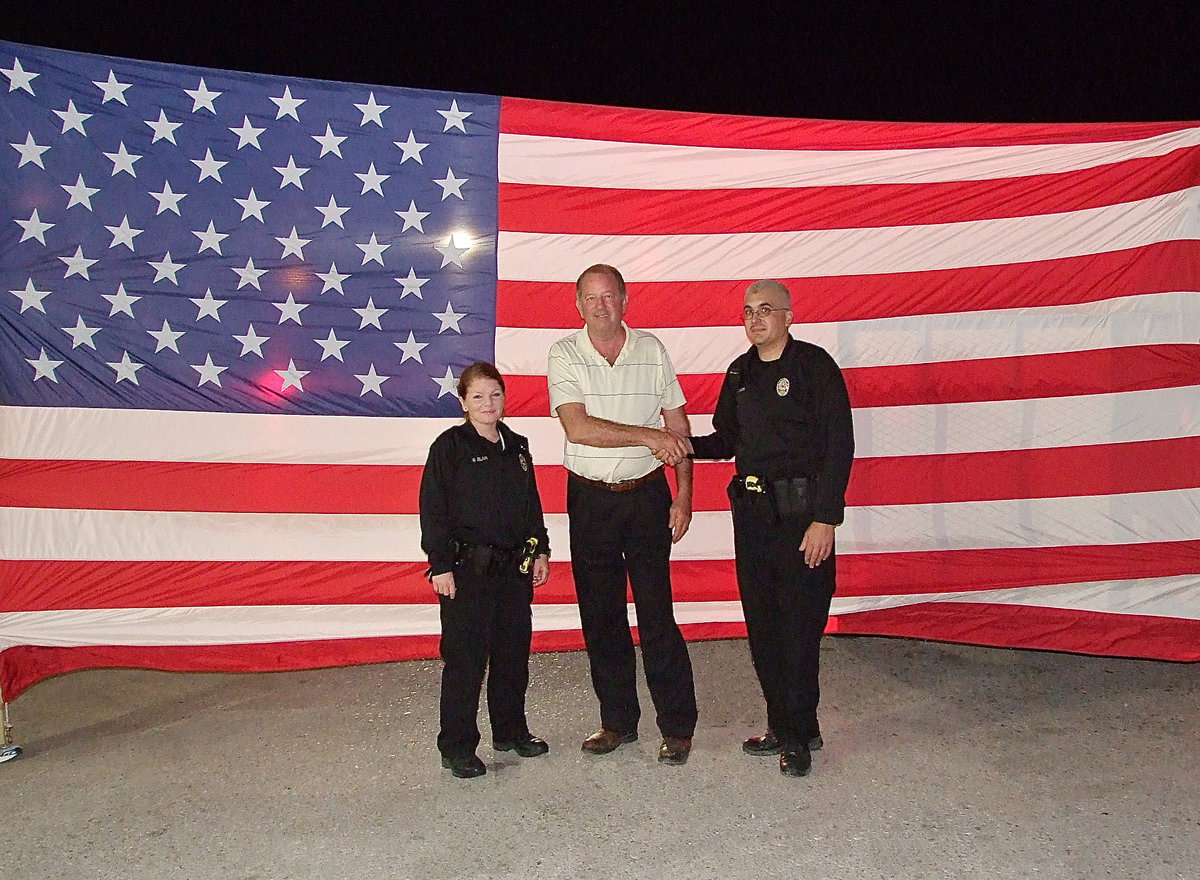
[729,474,811,519]
[451,540,527,577]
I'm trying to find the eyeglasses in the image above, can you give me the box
[743,304,789,321]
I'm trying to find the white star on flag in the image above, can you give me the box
[233,257,268,289]
[316,262,350,294]
[62,175,100,210]
[276,359,309,392]
[93,70,131,104]
[26,348,63,382]
[355,364,388,396]
[312,124,346,158]
[230,116,266,150]
[394,331,428,363]
[353,297,386,330]
[61,246,98,280]
[148,252,185,284]
[315,329,350,361]
[148,319,186,353]
[144,109,182,144]
[53,100,91,135]
[434,167,468,200]
[193,221,229,255]
[104,142,142,177]
[234,324,270,357]
[149,181,187,215]
[355,92,389,126]
[273,293,308,324]
[395,268,430,298]
[192,149,227,182]
[184,77,221,113]
[356,233,390,266]
[433,302,466,333]
[394,131,428,164]
[191,289,227,321]
[274,155,310,189]
[107,351,145,384]
[3,58,39,94]
[269,86,305,120]
[16,209,53,244]
[395,201,429,232]
[315,195,350,228]
[102,283,139,317]
[11,132,49,168]
[276,227,311,259]
[437,99,472,132]
[11,279,51,314]
[192,354,228,387]
[435,238,469,268]
[62,316,101,349]
[432,367,458,397]
[106,216,144,250]
[355,162,388,195]
[235,188,271,222]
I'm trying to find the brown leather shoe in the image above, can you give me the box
[581,728,637,754]
[658,736,692,765]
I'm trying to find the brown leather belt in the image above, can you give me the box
[569,468,665,493]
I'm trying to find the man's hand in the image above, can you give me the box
[531,554,550,587]
[432,571,456,599]
[799,522,835,568]
[647,427,690,466]
[668,495,692,543]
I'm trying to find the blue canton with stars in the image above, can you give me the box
[0,41,499,417]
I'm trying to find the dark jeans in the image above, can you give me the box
[731,491,835,751]
[437,569,534,760]
[567,472,698,738]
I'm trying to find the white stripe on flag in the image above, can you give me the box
[497,290,1200,374]
[497,187,1200,282]
[3,575,1195,650]
[497,128,1200,189]
[4,386,1197,466]
[4,489,1198,561]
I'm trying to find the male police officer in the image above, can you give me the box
[689,279,854,777]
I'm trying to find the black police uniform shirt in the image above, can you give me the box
[419,420,551,577]
[690,335,854,526]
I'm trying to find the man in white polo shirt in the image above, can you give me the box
[547,263,698,766]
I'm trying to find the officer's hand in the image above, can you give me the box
[669,496,692,543]
[647,428,689,466]
[432,571,457,599]
[799,522,835,568]
[531,554,550,587]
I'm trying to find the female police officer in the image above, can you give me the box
[419,362,551,778]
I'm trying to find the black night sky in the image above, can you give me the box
[5,4,1199,123]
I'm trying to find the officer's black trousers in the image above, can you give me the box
[567,473,698,738]
[730,493,835,751]
[437,569,533,760]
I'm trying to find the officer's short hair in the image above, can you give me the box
[576,263,628,304]
[457,361,506,401]
[746,279,792,308]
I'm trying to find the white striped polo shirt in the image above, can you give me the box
[547,323,687,483]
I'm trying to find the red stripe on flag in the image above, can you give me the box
[500,97,1196,148]
[499,148,1200,234]
[4,435,1198,515]
[828,604,1200,661]
[497,240,1200,327]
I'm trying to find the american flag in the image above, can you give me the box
[2,42,1198,700]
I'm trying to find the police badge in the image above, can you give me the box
[519,453,529,471]
[776,377,790,396]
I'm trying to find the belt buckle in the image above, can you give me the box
[744,475,765,494]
